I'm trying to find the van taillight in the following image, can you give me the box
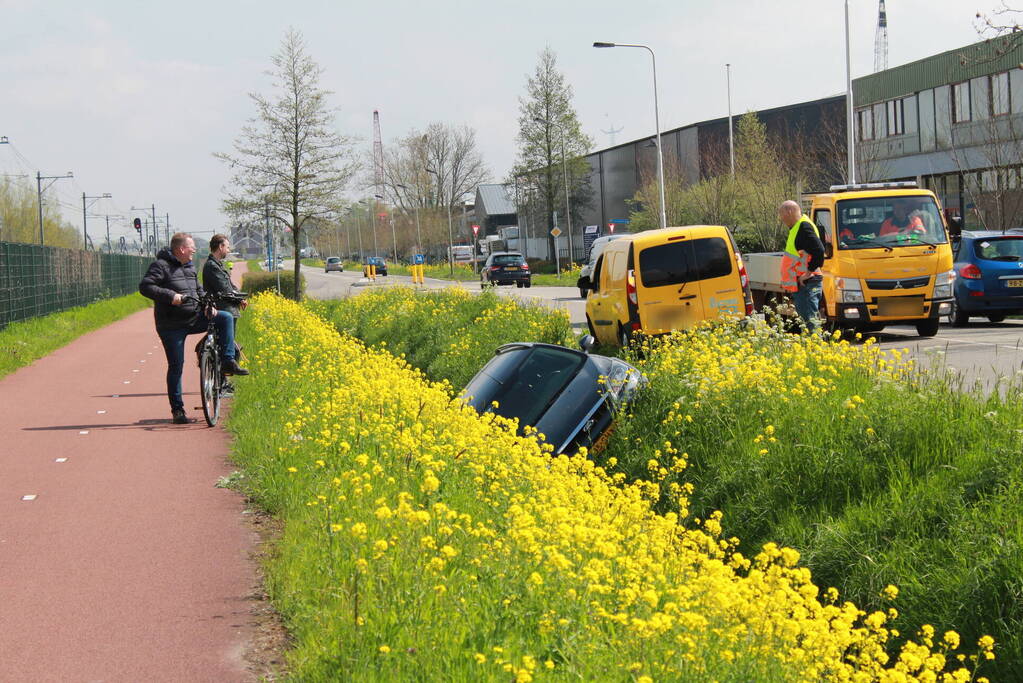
[737,253,754,315]
[626,269,638,305]
[959,264,982,279]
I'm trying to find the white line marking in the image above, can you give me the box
[123,381,131,384]
[97,410,106,414]
[22,495,37,501]
[79,430,89,435]
[132,369,139,373]
[56,458,68,463]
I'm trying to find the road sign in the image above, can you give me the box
[550,227,562,238]
[413,253,425,265]
[608,223,615,234]
[472,224,480,236]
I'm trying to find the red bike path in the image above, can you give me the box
[0,305,259,681]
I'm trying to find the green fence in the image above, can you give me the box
[0,241,150,329]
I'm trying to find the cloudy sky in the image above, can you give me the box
[0,0,996,243]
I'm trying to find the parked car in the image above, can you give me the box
[460,336,645,456]
[263,256,284,271]
[579,225,752,347]
[324,256,344,273]
[364,256,388,276]
[948,229,1023,325]
[481,251,531,288]
[579,234,627,298]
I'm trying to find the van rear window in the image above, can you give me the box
[639,237,732,287]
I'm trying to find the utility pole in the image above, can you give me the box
[726,64,735,177]
[82,192,112,250]
[165,213,170,245]
[132,204,158,256]
[37,171,74,245]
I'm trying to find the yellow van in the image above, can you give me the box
[579,225,753,346]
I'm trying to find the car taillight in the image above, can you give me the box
[521,264,529,271]
[626,269,638,305]
[959,263,982,279]
[490,266,500,272]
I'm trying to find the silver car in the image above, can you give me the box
[579,235,627,298]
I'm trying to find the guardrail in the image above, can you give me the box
[0,241,150,329]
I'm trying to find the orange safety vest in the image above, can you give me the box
[780,215,820,293]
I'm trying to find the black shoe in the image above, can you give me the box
[222,358,249,376]
[220,380,235,397]
[171,408,194,424]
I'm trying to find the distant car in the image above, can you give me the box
[325,257,344,273]
[579,235,627,298]
[263,256,283,271]
[481,251,531,288]
[364,256,388,276]
[460,336,645,456]
[948,230,1023,325]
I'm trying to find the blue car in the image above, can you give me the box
[949,230,1023,325]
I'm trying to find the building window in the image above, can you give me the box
[991,71,1010,116]
[886,98,904,136]
[857,108,873,141]
[952,81,971,123]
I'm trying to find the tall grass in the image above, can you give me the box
[228,294,990,681]
[0,293,151,379]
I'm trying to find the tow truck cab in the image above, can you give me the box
[809,182,954,336]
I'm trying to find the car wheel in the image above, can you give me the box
[947,299,969,327]
[915,318,940,337]
[524,281,531,288]
[988,314,1006,323]
[516,281,523,288]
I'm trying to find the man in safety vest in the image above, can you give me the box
[778,200,825,331]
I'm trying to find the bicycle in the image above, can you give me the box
[188,291,248,426]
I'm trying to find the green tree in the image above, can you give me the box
[216,29,358,299]
[513,47,593,264]
[0,177,82,248]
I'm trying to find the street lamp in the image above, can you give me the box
[82,192,112,250]
[844,0,856,184]
[426,167,456,276]
[726,63,735,177]
[375,193,398,263]
[594,41,667,229]
[396,183,423,256]
[36,171,74,245]
[533,116,574,264]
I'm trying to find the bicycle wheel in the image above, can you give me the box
[199,343,221,426]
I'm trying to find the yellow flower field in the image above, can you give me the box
[230,294,993,681]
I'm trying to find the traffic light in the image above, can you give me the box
[133,217,142,235]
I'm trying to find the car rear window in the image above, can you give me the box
[973,237,1023,261]
[463,346,584,427]
[492,254,524,265]
[638,237,732,288]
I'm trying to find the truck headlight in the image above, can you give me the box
[933,284,952,299]
[933,269,954,299]
[836,277,864,303]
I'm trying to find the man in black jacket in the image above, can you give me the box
[139,232,248,424]
[202,234,246,395]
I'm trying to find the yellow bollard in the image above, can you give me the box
[370,264,377,280]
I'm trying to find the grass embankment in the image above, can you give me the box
[0,293,151,379]
[308,287,572,389]
[300,258,325,268]
[246,259,264,272]
[307,288,1011,679]
[230,293,989,681]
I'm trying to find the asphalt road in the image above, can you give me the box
[296,262,1023,391]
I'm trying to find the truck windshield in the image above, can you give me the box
[836,196,948,250]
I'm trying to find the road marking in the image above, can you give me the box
[132,369,139,373]
[79,430,89,435]
[112,394,120,398]
[140,360,146,363]
[97,410,106,414]
[123,381,131,384]
[56,458,68,463]
[22,495,37,501]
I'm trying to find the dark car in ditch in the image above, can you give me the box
[460,336,644,456]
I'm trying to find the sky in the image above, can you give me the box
[0,0,996,244]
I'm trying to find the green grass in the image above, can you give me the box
[300,257,325,268]
[0,293,151,379]
[246,258,264,272]
[307,286,573,389]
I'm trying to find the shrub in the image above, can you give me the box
[242,270,306,298]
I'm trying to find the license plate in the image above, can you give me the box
[877,296,925,317]
[1006,279,1023,288]
[505,267,519,271]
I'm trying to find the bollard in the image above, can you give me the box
[370,264,377,280]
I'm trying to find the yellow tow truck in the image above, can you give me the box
[745,182,955,337]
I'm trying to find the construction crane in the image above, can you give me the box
[874,0,888,72]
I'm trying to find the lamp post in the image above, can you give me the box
[376,193,398,263]
[82,192,112,250]
[426,167,455,276]
[533,117,574,264]
[594,41,667,229]
[36,171,74,245]
[396,183,423,255]
[844,0,857,184]
[726,63,735,177]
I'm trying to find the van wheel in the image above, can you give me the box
[915,319,940,337]
[618,326,630,348]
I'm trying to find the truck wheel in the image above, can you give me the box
[988,314,1006,323]
[947,299,969,327]
[915,319,940,337]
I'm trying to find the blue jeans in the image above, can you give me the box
[157,311,235,411]
[793,276,823,332]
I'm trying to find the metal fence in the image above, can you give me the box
[0,241,150,329]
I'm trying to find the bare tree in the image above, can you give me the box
[513,47,593,263]
[215,29,358,298]
[974,3,1023,57]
